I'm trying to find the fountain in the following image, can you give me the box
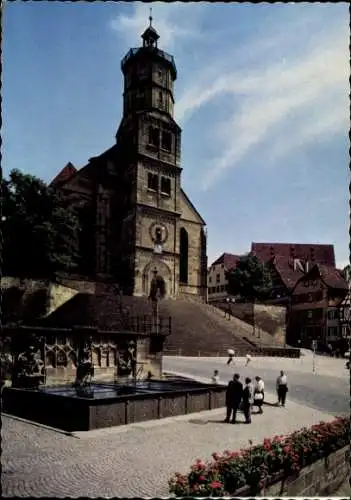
[2,325,226,432]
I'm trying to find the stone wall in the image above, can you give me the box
[1,277,79,319]
[217,302,287,346]
[256,446,350,496]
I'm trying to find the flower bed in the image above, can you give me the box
[169,416,349,497]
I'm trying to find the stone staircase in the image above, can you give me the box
[160,298,276,356]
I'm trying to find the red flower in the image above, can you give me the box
[209,481,223,489]
[198,475,206,482]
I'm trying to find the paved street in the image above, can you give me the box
[2,353,348,497]
[163,353,350,415]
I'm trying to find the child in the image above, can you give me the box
[211,370,220,384]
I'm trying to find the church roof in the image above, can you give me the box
[181,188,206,225]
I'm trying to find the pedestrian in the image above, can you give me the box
[276,370,288,407]
[242,377,253,423]
[211,369,220,384]
[253,375,265,414]
[224,373,243,424]
[227,349,235,365]
[245,353,252,366]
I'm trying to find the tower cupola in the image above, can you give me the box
[141,13,159,48]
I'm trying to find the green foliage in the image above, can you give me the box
[2,169,81,279]
[226,253,272,300]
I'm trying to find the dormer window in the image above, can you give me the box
[161,131,172,151]
[161,176,171,196]
[149,126,159,147]
[148,173,158,191]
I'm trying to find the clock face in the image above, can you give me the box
[149,222,168,244]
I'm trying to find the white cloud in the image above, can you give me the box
[110,2,205,51]
[174,15,349,191]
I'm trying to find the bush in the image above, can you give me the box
[168,417,349,497]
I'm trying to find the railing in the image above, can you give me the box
[121,47,176,75]
[126,315,172,336]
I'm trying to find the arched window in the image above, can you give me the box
[180,228,189,284]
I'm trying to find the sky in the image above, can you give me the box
[3,2,350,269]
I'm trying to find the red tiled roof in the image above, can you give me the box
[251,242,335,267]
[210,253,242,270]
[50,162,77,187]
[293,264,347,294]
[317,264,348,290]
[270,255,305,289]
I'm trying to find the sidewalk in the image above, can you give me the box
[2,383,337,498]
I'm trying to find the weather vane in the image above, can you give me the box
[149,7,153,27]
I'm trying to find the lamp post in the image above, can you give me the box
[225,297,235,319]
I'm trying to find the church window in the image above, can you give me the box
[180,228,189,284]
[149,126,159,147]
[161,131,172,151]
[148,173,158,191]
[160,176,171,196]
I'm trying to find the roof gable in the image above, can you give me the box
[180,188,205,225]
[50,162,77,187]
[293,263,347,293]
[211,253,242,270]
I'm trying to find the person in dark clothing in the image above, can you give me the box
[224,373,243,423]
[242,377,253,424]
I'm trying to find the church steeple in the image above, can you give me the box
[141,9,159,48]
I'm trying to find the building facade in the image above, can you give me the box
[51,21,207,300]
[288,264,348,348]
[207,253,242,303]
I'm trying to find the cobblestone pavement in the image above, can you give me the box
[2,394,336,498]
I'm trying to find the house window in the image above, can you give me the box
[161,131,172,151]
[149,127,159,147]
[147,173,158,191]
[307,310,313,319]
[160,176,171,196]
[308,293,313,302]
[209,277,212,284]
[327,327,337,337]
[216,274,220,283]
[216,286,220,292]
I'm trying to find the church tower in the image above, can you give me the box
[115,16,183,297]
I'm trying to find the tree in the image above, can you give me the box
[226,253,272,301]
[2,169,81,279]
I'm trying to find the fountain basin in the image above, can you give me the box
[2,380,226,432]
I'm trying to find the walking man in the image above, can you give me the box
[276,370,288,407]
[227,349,235,365]
[242,377,253,423]
[245,353,252,366]
[224,373,243,423]
[253,375,265,414]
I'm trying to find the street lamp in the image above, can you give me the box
[225,297,235,319]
